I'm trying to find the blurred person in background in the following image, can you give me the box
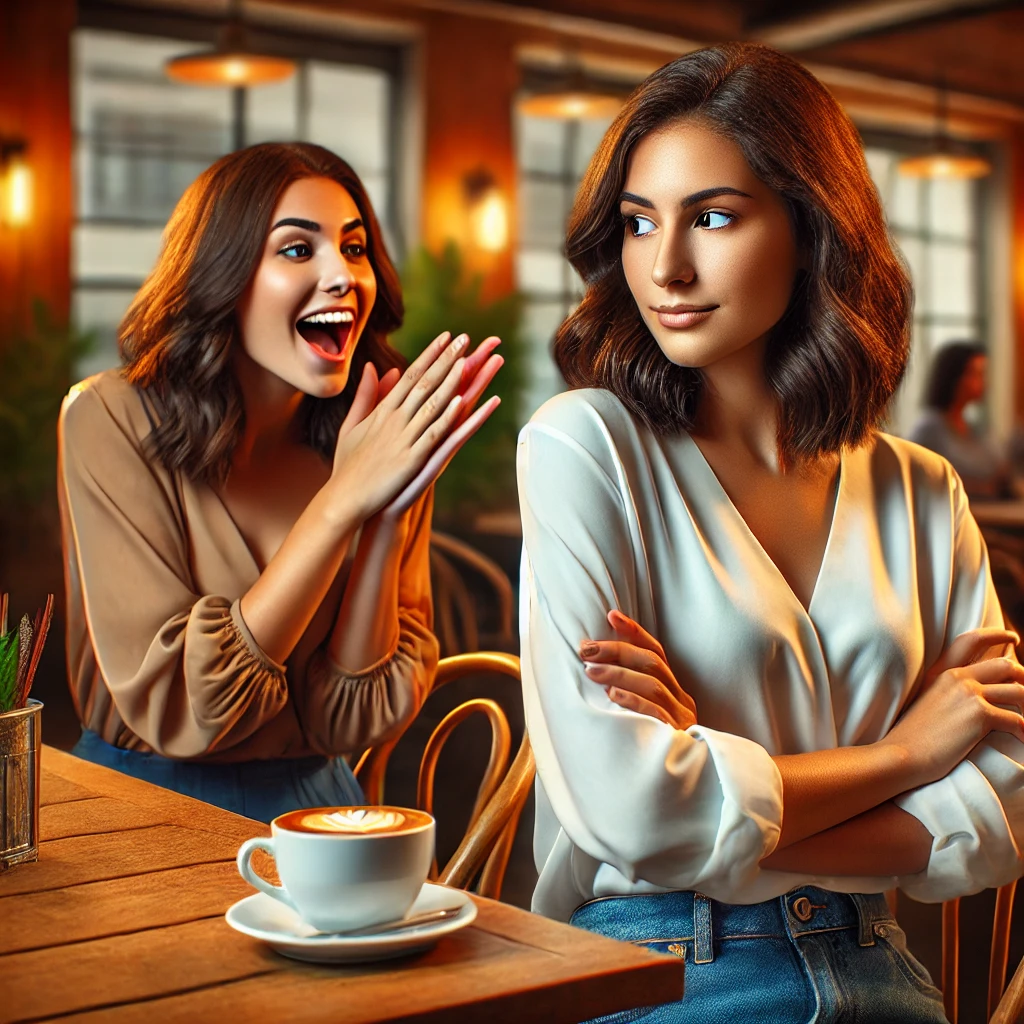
[58,142,502,822]
[908,341,1011,500]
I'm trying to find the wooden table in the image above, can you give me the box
[0,747,683,1023]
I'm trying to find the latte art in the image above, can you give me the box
[301,809,406,834]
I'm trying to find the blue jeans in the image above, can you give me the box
[72,728,364,823]
[571,887,948,1023]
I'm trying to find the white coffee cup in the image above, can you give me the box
[236,805,435,933]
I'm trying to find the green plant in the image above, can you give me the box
[0,301,95,506]
[391,243,526,520]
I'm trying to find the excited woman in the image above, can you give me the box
[518,44,1024,1022]
[59,142,501,822]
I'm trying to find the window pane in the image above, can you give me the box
[246,77,299,144]
[519,178,570,249]
[516,249,568,297]
[73,288,138,380]
[890,173,922,233]
[73,224,163,283]
[517,114,567,175]
[521,300,569,419]
[306,62,389,176]
[928,177,973,242]
[572,116,616,176]
[928,243,975,318]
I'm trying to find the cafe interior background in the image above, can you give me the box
[1,0,1022,1017]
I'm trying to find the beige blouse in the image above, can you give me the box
[58,369,438,762]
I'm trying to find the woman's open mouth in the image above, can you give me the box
[296,310,355,363]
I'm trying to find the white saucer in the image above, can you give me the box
[225,882,476,964]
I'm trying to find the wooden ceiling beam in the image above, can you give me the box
[753,0,1016,51]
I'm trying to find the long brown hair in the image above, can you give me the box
[555,43,912,460]
[120,142,405,485]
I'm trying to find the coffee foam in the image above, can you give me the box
[276,805,431,836]
[301,809,406,834]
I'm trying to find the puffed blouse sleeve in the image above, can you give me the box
[297,487,438,755]
[895,472,1024,900]
[59,381,288,759]
[518,407,783,899]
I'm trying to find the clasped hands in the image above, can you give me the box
[580,613,1024,769]
[329,331,503,525]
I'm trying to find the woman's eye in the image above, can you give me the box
[627,215,656,238]
[278,241,312,259]
[342,242,366,258]
[695,210,733,230]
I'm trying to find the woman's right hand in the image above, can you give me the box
[881,627,1024,788]
[328,331,500,523]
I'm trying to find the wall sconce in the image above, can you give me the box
[463,169,508,253]
[0,139,32,227]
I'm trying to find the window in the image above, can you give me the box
[515,106,617,419]
[72,15,402,380]
[863,135,989,435]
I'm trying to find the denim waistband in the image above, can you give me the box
[570,887,893,965]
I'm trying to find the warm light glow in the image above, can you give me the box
[166,51,295,86]
[2,152,31,227]
[898,152,991,179]
[519,91,623,120]
[470,189,509,252]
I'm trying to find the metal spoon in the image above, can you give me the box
[310,905,464,938]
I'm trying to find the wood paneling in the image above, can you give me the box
[0,0,75,338]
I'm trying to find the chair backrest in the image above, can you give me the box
[940,882,1021,1023]
[353,651,535,901]
[429,531,515,656]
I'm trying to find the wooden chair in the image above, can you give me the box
[429,531,515,656]
[353,651,535,901]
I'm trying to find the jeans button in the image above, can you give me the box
[791,896,813,922]
[874,923,890,939]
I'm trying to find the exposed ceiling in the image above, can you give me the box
[492,0,1024,108]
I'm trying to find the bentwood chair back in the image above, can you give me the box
[353,651,534,900]
[939,881,1023,1023]
[429,531,515,656]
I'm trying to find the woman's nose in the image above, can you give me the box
[321,256,354,296]
[652,233,696,289]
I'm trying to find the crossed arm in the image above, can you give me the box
[582,611,1024,877]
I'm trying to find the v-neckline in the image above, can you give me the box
[680,431,846,617]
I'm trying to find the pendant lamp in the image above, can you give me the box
[166,0,295,87]
[898,77,991,180]
[519,53,624,120]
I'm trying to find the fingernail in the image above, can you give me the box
[452,333,468,351]
[584,662,602,675]
[580,642,598,658]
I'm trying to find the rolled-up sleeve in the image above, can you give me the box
[518,418,783,899]
[297,488,438,755]
[896,473,1024,900]
[59,385,289,758]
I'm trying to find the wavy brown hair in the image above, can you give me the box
[555,43,912,459]
[120,142,405,485]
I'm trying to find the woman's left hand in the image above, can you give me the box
[580,610,698,729]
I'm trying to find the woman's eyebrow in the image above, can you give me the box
[271,217,320,232]
[342,217,364,233]
[618,186,754,210]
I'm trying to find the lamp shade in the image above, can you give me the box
[518,90,623,120]
[897,152,991,179]
[166,50,295,86]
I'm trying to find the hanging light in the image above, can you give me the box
[898,77,991,180]
[165,0,295,87]
[518,54,624,120]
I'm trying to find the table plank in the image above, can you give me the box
[41,796,168,839]
[39,774,96,806]
[0,862,250,955]
[0,825,238,897]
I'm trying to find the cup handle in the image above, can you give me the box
[236,837,299,914]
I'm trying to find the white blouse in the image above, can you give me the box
[517,388,1024,923]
